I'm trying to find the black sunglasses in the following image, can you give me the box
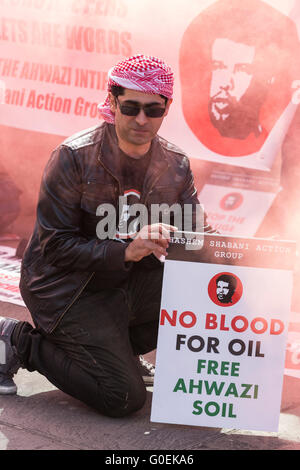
[115,97,166,118]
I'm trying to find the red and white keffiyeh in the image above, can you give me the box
[98,54,174,123]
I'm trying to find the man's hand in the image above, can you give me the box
[124,223,177,262]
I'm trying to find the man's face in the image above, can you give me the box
[216,280,231,302]
[110,88,171,156]
[209,37,259,139]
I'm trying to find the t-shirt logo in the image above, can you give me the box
[115,189,142,240]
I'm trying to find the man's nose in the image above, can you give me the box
[135,108,148,125]
[220,72,234,92]
[215,65,235,91]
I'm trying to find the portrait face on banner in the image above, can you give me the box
[209,38,261,141]
[219,192,244,211]
[179,0,300,158]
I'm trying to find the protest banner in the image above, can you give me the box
[151,234,296,432]
[0,245,24,307]
[198,185,277,236]
[285,327,300,379]
[0,0,299,171]
[1,0,300,248]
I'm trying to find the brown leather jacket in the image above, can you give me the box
[20,122,206,333]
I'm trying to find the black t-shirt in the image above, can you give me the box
[115,148,152,240]
[86,147,151,292]
[119,148,151,193]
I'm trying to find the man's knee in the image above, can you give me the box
[98,380,147,418]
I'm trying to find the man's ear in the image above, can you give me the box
[164,98,173,117]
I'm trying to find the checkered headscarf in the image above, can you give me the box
[98,54,174,123]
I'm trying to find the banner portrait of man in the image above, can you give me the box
[179,0,300,158]
[208,271,243,307]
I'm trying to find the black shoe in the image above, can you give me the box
[136,355,155,386]
[0,317,20,395]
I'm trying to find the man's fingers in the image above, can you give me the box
[152,223,178,234]
[125,238,164,262]
[143,238,167,253]
[125,223,177,262]
[139,223,177,240]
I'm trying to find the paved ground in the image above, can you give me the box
[0,300,299,452]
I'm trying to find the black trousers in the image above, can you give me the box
[13,264,164,417]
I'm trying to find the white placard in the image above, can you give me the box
[151,234,295,432]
